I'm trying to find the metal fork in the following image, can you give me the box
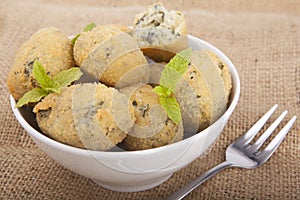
[167,104,297,200]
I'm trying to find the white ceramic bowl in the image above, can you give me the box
[10,35,240,192]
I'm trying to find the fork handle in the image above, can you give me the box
[166,161,232,200]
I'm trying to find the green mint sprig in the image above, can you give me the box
[153,48,192,124]
[71,22,96,45]
[16,61,82,107]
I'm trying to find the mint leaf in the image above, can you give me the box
[159,66,182,93]
[16,88,48,108]
[16,62,82,108]
[165,48,192,74]
[83,22,96,32]
[153,85,171,98]
[153,48,192,124]
[71,34,81,45]
[159,48,192,93]
[71,22,96,44]
[32,61,55,91]
[159,96,181,124]
[53,67,82,88]
[44,82,61,94]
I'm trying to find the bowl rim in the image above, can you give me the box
[10,34,240,157]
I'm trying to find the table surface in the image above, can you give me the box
[0,0,299,199]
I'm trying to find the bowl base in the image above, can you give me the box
[92,174,173,192]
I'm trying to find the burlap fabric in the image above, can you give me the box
[0,0,299,199]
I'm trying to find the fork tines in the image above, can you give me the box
[237,104,297,156]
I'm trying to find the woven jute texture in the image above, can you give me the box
[0,0,299,199]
